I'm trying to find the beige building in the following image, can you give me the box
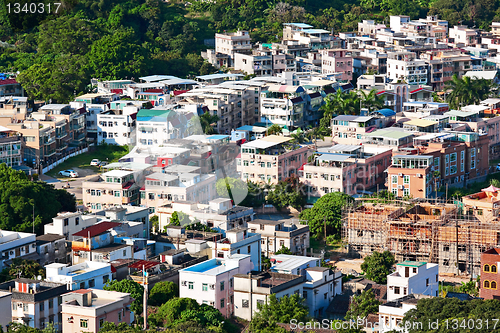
[215,30,252,67]
[247,219,310,256]
[82,170,140,212]
[0,126,22,168]
[61,289,134,333]
[237,135,311,184]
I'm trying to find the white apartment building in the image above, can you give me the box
[0,230,37,268]
[303,267,343,318]
[215,30,252,67]
[45,262,113,291]
[179,254,252,318]
[209,228,262,271]
[260,84,306,128]
[387,52,428,85]
[449,25,479,46]
[270,254,320,275]
[44,212,98,239]
[233,271,305,321]
[387,261,439,301]
[282,23,333,50]
[136,109,186,148]
[247,219,310,256]
[379,294,433,333]
[234,48,296,76]
[97,108,137,146]
[73,93,119,141]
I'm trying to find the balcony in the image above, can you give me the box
[45,149,56,157]
[44,137,55,145]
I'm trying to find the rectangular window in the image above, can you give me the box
[80,319,88,328]
[450,153,457,162]
[188,282,194,290]
[100,318,104,328]
[40,303,44,312]
[202,283,208,291]
[394,286,400,294]
[220,281,224,291]
[49,299,53,309]
[118,311,122,321]
[220,298,225,308]
[89,279,95,288]
[392,175,398,184]
[403,176,410,184]
[242,299,249,308]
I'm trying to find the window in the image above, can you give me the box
[280,240,285,247]
[392,175,398,184]
[324,293,327,300]
[80,319,88,328]
[413,268,417,273]
[242,299,249,308]
[394,287,400,294]
[493,265,498,273]
[484,280,490,288]
[403,176,410,184]
[49,299,53,309]
[188,282,194,290]
[484,264,491,272]
[23,303,29,312]
[118,311,122,321]
[450,153,457,162]
[220,298,225,308]
[404,287,407,295]
[103,275,109,284]
[40,303,44,311]
[75,217,79,226]
[99,318,104,328]
[89,279,95,287]
[220,281,225,291]
[202,283,208,291]
[492,281,498,289]
[80,282,85,289]
[426,278,429,287]
[123,250,127,256]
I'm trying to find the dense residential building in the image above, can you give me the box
[179,254,252,318]
[449,25,479,46]
[234,46,296,76]
[0,125,22,168]
[36,234,68,266]
[303,267,343,318]
[480,248,500,299]
[259,85,307,128]
[247,219,310,256]
[319,49,353,81]
[45,262,113,291]
[270,254,320,275]
[0,291,12,329]
[387,51,428,85]
[61,289,134,333]
[97,108,137,146]
[0,279,68,330]
[0,230,37,268]
[215,30,252,67]
[136,109,187,148]
[237,135,311,184]
[387,261,439,301]
[379,294,433,333]
[82,170,140,211]
[282,23,334,50]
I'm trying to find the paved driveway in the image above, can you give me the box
[41,168,100,201]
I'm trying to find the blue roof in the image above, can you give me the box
[372,109,396,117]
[284,23,313,28]
[207,135,230,140]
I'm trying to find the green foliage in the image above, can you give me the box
[150,215,159,232]
[250,294,309,333]
[275,245,292,255]
[0,164,76,234]
[266,175,307,210]
[299,192,353,239]
[445,74,493,109]
[216,177,247,199]
[150,297,225,328]
[185,221,213,232]
[104,279,144,316]
[345,289,381,321]
[360,251,395,284]
[267,124,283,135]
[402,297,500,333]
[0,258,45,282]
[191,112,220,135]
[149,281,179,306]
[169,211,190,226]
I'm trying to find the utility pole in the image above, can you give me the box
[324,216,327,245]
[31,201,35,234]
[143,265,148,330]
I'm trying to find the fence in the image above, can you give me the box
[42,147,88,174]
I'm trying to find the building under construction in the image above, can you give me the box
[343,199,500,277]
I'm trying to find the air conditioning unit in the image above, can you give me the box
[209,284,215,290]
[181,281,187,286]
[416,173,422,177]
[398,173,403,177]
[210,301,215,306]
[398,185,404,189]
[9,251,13,255]
[250,154,255,159]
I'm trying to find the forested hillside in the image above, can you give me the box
[0,0,499,103]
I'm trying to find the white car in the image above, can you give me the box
[59,170,78,178]
[90,159,101,166]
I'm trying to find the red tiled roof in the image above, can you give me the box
[72,222,121,237]
[298,162,307,171]
[0,79,17,86]
[409,87,432,94]
[111,89,123,94]
[129,260,160,270]
[173,90,188,96]
[377,90,385,95]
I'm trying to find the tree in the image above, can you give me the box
[0,258,45,282]
[290,130,308,144]
[0,164,76,234]
[170,211,180,226]
[445,74,493,109]
[359,89,385,112]
[266,175,307,210]
[149,281,179,306]
[150,215,159,232]
[267,124,283,135]
[250,294,309,333]
[360,251,395,284]
[195,112,220,135]
[216,177,248,203]
[345,289,381,321]
[299,192,353,239]
[275,245,292,255]
[104,280,144,316]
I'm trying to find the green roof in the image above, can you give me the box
[364,129,413,140]
[397,261,426,268]
[136,109,173,118]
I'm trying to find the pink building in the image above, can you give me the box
[320,49,353,81]
[237,135,311,184]
[61,289,134,333]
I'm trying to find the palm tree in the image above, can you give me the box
[319,90,360,130]
[267,124,282,136]
[290,129,307,144]
[445,75,493,109]
[199,112,220,134]
[359,89,385,112]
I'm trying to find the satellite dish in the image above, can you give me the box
[37,275,42,280]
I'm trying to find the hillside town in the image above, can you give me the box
[3,10,500,333]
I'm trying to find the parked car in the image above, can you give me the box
[59,170,78,178]
[90,159,101,166]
